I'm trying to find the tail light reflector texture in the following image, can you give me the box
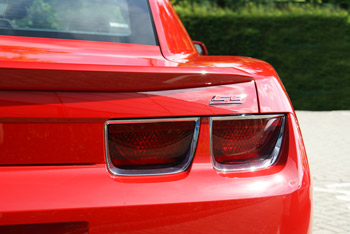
[106,118,199,176]
[211,115,284,171]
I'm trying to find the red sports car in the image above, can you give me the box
[0,0,312,233]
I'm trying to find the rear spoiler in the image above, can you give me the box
[0,62,253,91]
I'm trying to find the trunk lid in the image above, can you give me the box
[0,36,258,165]
[0,36,252,91]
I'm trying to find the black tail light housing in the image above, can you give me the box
[105,118,200,176]
[105,115,285,176]
[210,115,285,172]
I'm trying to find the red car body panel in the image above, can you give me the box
[0,0,311,233]
[0,35,253,91]
[149,0,198,61]
[0,115,310,233]
[0,115,311,233]
[185,55,294,113]
[0,82,258,165]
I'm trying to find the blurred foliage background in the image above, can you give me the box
[172,0,350,110]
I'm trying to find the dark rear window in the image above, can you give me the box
[0,0,157,45]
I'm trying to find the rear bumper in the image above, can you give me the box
[0,114,312,233]
[0,165,311,234]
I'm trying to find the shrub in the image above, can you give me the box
[176,4,350,110]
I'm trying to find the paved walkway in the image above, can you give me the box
[296,111,350,234]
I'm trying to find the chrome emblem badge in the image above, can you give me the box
[209,94,247,105]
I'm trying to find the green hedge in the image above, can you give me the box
[176,6,350,110]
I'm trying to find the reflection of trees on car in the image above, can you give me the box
[12,0,59,30]
[10,0,128,33]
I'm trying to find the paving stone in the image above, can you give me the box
[296,111,350,234]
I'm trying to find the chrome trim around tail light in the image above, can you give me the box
[105,118,200,176]
[209,114,285,172]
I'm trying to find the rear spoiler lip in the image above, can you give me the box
[0,61,253,92]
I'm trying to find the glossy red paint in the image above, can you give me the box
[0,116,311,233]
[149,0,198,61]
[0,0,311,233]
[187,55,294,113]
[0,36,253,91]
[0,222,89,234]
[0,82,258,165]
[0,35,165,65]
[0,82,258,120]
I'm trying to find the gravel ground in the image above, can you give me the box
[296,111,350,234]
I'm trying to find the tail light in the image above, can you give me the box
[105,118,200,176]
[210,115,285,172]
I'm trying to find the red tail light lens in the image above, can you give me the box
[211,115,285,171]
[109,122,194,168]
[106,118,199,176]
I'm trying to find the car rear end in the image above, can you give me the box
[0,82,311,234]
[0,0,311,233]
